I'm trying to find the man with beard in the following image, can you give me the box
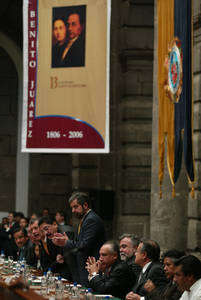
[52,192,105,286]
[119,234,141,286]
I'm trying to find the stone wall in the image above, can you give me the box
[113,0,154,238]
[0,47,18,212]
[28,153,72,219]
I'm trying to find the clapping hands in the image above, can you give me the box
[86,256,101,275]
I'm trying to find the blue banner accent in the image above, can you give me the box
[174,0,194,183]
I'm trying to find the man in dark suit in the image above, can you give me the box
[61,12,85,68]
[86,240,135,299]
[13,228,29,261]
[52,192,105,286]
[126,239,168,300]
[119,233,141,285]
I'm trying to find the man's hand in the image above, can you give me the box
[144,279,156,292]
[51,232,68,247]
[126,291,141,300]
[86,256,100,275]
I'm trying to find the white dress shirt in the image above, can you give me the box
[139,262,152,300]
[179,278,201,300]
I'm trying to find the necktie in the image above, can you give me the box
[77,219,83,235]
[42,240,50,256]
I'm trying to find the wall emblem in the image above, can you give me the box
[164,38,183,103]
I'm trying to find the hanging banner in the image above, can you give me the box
[22,0,110,153]
[173,0,195,190]
[157,0,175,197]
[158,0,195,197]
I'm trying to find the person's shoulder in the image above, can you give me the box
[179,291,187,299]
[149,261,163,269]
[111,261,135,284]
[127,258,142,272]
[77,32,85,42]
[86,210,102,220]
[72,33,85,48]
[149,262,165,275]
[113,260,130,271]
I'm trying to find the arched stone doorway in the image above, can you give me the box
[0,32,29,218]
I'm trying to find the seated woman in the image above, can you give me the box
[144,249,185,300]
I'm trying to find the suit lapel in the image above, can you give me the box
[78,210,92,235]
[133,262,153,292]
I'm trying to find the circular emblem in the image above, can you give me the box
[164,38,183,103]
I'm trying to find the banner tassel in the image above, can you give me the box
[159,183,162,199]
[191,184,195,198]
[172,185,175,198]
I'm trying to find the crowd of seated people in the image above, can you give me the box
[0,206,201,300]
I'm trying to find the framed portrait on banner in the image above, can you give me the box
[22,0,111,153]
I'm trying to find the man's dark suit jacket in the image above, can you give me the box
[62,33,85,68]
[132,261,168,299]
[26,238,60,272]
[89,260,135,299]
[64,210,105,286]
[126,256,142,287]
[149,280,182,300]
[0,229,17,258]
[15,240,30,261]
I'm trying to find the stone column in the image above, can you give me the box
[150,2,189,251]
[187,2,201,249]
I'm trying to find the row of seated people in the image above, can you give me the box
[0,209,72,237]
[1,190,201,300]
[1,216,201,299]
[0,209,74,262]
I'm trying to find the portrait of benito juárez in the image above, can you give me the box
[51,5,86,68]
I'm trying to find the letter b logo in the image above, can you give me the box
[50,76,58,89]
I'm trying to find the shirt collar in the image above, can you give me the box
[142,261,152,273]
[189,278,201,293]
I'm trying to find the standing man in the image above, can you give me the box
[174,255,201,299]
[52,192,105,286]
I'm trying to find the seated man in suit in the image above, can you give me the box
[38,216,61,271]
[27,217,60,272]
[86,240,135,299]
[126,239,168,300]
[13,228,29,261]
[174,255,201,300]
[119,233,141,285]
